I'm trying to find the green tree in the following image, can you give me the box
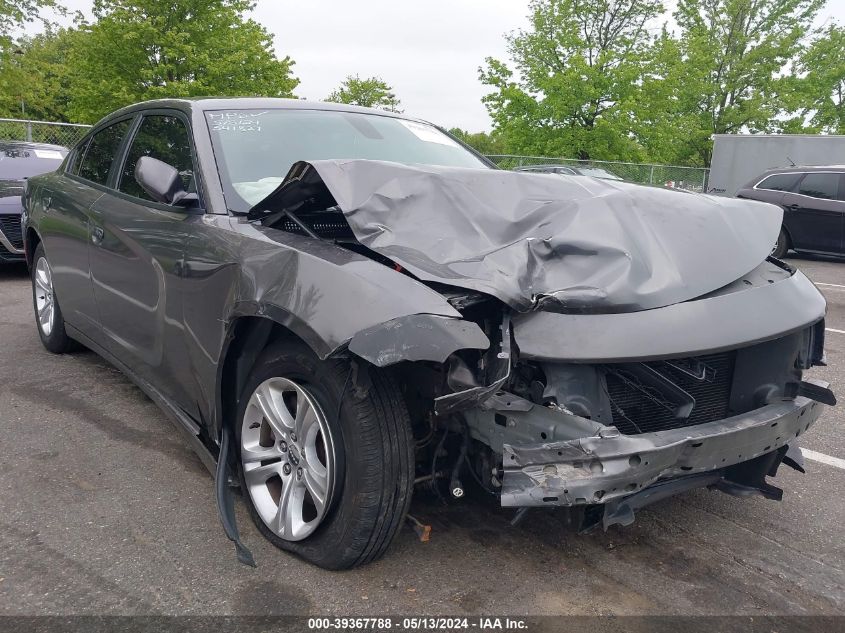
[68,0,298,122]
[447,128,506,155]
[479,0,663,161]
[0,27,80,120]
[0,0,59,47]
[664,0,823,165]
[787,23,845,134]
[326,75,402,112]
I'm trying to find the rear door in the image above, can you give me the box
[88,111,203,415]
[44,119,132,341]
[781,172,845,254]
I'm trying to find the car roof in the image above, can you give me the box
[98,97,433,129]
[0,140,68,153]
[757,165,845,177]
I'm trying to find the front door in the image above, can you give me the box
[782,172,845,254]
[88,112,202,416]
[43,119,133,341]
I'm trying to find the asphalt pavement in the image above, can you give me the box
[0,254,843,617]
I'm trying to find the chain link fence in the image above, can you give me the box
[0,118,91,149]
[485,155,710,192]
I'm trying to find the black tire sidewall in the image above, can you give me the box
[772,228,789,259]
[235,340,410,569]
[31,243,73,354]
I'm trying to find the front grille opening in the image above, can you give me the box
[605,351,736,434]
[0,216,23,249]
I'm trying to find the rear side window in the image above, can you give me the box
[118,114,195,201]
[797,173,839,200]
[756,173,800,192]
[78,120,131,185]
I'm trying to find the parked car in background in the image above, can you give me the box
[737,166,845,258]
[515,164,623,181]
[0,141,67,263]
[22,98,833,571]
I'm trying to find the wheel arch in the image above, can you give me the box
[25,227,41,269]
[214,311,336,444]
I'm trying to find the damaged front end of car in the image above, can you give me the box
[249,159,835,531]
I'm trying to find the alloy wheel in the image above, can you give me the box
[34,256,55,337]
[241,377,336,541]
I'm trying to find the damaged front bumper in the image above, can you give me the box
[501,380,829,518]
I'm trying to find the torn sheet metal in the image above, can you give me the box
[250,159,782,313]
[434,312,511,415]
[500,381,827,507]
[347,314,489,367]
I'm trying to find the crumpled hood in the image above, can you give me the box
[250,159,782,313]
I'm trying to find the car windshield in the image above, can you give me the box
[205,108,489,213]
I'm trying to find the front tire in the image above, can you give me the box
[772,227,790,259]
[31,243,76,354]
[236,339,414,569]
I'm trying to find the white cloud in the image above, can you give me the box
[255,0,529,131]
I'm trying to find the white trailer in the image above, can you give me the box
[708,133,845,196]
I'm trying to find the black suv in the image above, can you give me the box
[0,141,67,263]
[737,166,845,258]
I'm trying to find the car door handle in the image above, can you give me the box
[91,225,105,244]
[786,204,799,210]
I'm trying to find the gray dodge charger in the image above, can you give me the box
[22,98,835,569]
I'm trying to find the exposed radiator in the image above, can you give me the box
[605,351,736,434]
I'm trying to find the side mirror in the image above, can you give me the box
[134,156,198,207]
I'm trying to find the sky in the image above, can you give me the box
[24,0,845,132]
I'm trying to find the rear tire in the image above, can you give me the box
[772,227,790,259]
[236,339,414,569]
[31,243,77,354]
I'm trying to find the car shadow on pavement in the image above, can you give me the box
[0,263,29,280]
[786,251,844,264]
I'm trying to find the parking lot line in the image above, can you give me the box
[827,328,845,334]
[817,282,845,289]
[803,449,845,471]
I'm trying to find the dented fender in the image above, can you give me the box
[182,216,464,434]
[348,314,489,367]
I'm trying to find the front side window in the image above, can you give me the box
[756,173,801,192]
[797,173,839,200]
[77,120,131,185]
[205,109,488,213]
[119,114,195,201]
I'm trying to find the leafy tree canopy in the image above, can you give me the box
[786,23,845,134]
[480,0,663,161]
[326,75,402,112]
[0,25,79,120]
[67,0,298,122]
[448,128,507,155]
[663,0,824,165]
[481,0,827,166]
[0,0,59,47]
